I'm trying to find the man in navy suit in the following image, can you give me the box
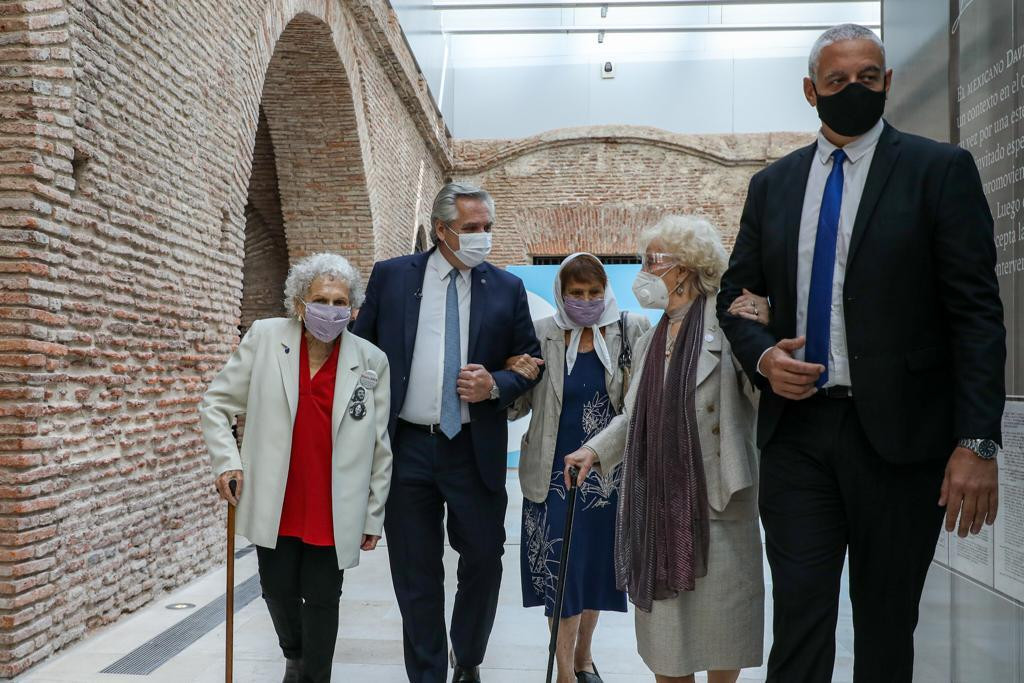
[718,24,1005,683]
[353,183,542,683]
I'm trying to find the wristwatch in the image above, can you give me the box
[958,438,999,460]
[489,380,500,401]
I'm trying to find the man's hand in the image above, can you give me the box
[457,364,496,403]
[504,354,544,381]
[759,336,825,400]
[939,447,999,537]
[216,470,243,506]
[361,535,381,551]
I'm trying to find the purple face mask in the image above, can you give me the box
[563,296,605,327]
[302,302,351,343]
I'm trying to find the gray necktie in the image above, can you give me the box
[440,269,462,439]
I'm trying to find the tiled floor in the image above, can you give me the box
[16,473,855,682]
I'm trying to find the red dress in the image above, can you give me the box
[277,337,340,546]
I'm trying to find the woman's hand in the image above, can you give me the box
[563,447,598,488]
[728,288,771,325]
[216,470,243,506]
[361,535,381,551]
[504,353,545,381]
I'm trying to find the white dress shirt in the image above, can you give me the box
[790,118,885,388]
[400,248,472,425]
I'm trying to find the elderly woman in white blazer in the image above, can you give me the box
[565,216,767,683]
[200,252,392,683]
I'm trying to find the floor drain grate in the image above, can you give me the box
[100,572,262,675]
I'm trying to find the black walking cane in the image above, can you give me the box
[225,478,237,683]
[545,466,580,683]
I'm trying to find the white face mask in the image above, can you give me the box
[442,230,492,268]
[632,269,671,310]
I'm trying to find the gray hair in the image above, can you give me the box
[639,215,727,297]
[429,182,495,243]
[282,252,363,317]
[808,23,885,83]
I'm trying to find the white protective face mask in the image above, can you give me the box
[443,230,492,268]
[632,269,671,310]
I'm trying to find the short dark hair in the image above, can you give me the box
[559,254,607,294]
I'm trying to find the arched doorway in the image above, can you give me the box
[239,12,375,331]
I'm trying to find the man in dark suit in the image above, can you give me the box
[717,24,1006,683]
[353,183,542,683]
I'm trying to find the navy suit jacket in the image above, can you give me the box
[717,123,1005,464]
[353,248,543,491]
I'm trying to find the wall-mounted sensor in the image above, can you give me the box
[601,61,615,79]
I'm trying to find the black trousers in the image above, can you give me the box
[386,423,508,683]
[256,537,345,683]
[760,397,947,683]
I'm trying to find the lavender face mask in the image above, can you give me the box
[563,296,605,327]
[302,302,351,343]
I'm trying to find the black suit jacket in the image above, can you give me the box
[352,248,543,491]
[717,122,1006,463]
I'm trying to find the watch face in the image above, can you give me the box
[979,440,998,459]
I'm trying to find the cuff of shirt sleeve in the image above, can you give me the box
[756,346,773,377]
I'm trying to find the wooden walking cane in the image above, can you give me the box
[545,467,580,683]
[226,478,237,683]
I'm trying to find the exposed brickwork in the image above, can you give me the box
[0,0,448,677]
[453,126,813,266]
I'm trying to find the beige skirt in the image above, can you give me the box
[634,517,765,676]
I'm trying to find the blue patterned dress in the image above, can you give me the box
[520,350,627,617]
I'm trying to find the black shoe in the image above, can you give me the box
[282,658,302,683]
[575,662,603,683]
[452,664,481,682]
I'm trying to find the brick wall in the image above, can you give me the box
[0,0,448,676]
[453,126,813,267]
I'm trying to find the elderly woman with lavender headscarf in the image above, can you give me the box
[563,217,767,683]
[505,253,650,683]
[200,253,392,683]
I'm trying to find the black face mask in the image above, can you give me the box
[814,81,886,137]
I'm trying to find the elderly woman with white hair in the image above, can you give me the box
[564,216,766,683]
[200,252,392,683]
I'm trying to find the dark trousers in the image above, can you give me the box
[760,397,947,683]
[386,423,508,683]
[256,537,345,683]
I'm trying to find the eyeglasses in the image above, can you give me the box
[641,252,680,272]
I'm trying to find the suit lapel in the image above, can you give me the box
[785,144,817,303]
[403,251,430,373]
[277,319,302,422]
[468,264,488,361]
[847,125,902,268]
[332,336,362,442]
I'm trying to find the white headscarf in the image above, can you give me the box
[552,252,621,376]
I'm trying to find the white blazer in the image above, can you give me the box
[199,317,393,569]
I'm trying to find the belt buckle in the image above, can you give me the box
[428,423,437,435]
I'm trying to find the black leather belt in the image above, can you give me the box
[398,419,442,434]
[397,419,470,435]
[818,385,853,399]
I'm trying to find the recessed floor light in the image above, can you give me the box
[166,603,196,610]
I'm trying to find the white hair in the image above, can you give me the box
[429,182,495,243]
[640,215,727,297]
[282,252,362,317]
[808,23,886,83]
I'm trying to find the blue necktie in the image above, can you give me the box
[440,269,462,439]
[806,148,847,388]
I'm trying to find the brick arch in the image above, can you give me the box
[256,11,375,276]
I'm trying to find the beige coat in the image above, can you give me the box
[199,318,393,569]
[512,313,652,503]
[584,297,759,520]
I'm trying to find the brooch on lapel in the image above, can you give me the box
[359,370,379,390]
[349,385,367,420]
[281,342,290,354]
